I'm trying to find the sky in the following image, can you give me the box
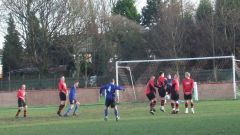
[0,0,202,49]
[136,0,147,12]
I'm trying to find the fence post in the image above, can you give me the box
[8,72,10,90]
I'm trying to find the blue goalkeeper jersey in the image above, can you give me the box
[100,83,124,100]
[166,79,172,89]
[69,85,76,101]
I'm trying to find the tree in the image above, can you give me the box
[1,0,69,73]
[112,0,140,23]
[182,11,197,58]
[195,0,214,57]
[196,0,213,22]
[215,0,240,57]
[2,14,23,76]
[143,1,188,74]
[107,15,147,60]
[141,0,162,27]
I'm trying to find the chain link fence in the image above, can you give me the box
[0,73,112,91]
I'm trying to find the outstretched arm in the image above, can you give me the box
[115,85,125,91]
[100,84,108,94]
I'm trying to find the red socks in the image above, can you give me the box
[176,103,179,109]
[16,109,21,117]
[161,99,165,106]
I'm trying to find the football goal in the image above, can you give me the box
[116,56,237,102]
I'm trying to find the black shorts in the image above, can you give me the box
[146,92,155,101]
[105,98,116,108]
[171,92,179,101]
[59,92,67,101]
[166,87,171,94]
[184,94,192,100]
[18,98,26,107]
[158,87,166,97]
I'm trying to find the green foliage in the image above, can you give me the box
[2,14,23,75]
[112,0,140,23]
[141,0,162,26]
[196,0,213,22]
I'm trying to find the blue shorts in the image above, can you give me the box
[105,98,116,108]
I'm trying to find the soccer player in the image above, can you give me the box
[170,74,180,114]
[165,74,172,103]
[182,72,195,114]
[57,76,68,116]
[100,79,124,121]
[157,72,167,112]
[145,75,157,115]
[64,80,80,116]
[15,84,27,118]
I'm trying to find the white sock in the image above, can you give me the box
[191,108,195,113]
[185,108,189,113]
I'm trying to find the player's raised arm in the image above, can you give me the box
[115,85,125,91]
[100,84,108,94]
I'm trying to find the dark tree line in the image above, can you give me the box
[1,0,240,85]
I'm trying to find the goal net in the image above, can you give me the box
[116,56,237,102]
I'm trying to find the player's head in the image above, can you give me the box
[167,74,171,79]
[74,80,79,87]
[159,72,164,77]
[111,79,115,84]
[185,72,191,79]
[150,75,155,80]
[21,84,26,90]
[174,74,179,79]
[60,76,65,82]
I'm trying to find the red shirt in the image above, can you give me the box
[172,79,179,92]
[145,79,156,94]
[17,88,25,100]
[157,76,166,87]
[182,78,194,95]
[58,81,68,94]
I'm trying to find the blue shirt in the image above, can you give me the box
[100,83,124,100]
[166,79,172,89]
[69,85,76,101]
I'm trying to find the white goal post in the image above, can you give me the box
[116,55,237,101]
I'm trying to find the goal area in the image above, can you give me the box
[116,56,238,102]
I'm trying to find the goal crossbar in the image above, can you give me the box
[116,56,234,64]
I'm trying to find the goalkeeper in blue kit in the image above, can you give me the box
[100,79,124,121]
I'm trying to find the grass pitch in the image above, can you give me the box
[0,100,239,135]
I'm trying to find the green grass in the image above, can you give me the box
[0,100,240,135]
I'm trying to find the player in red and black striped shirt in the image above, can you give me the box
[170,74,180,114]
[145,75,157,115]
[15,84,27,118]
[182,72,195,114]
[157,72,167,112]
